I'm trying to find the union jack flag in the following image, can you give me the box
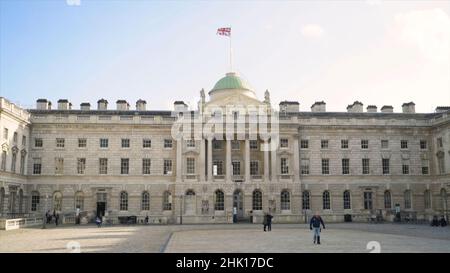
[217,27,231,36]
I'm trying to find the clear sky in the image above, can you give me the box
[1,0,449,113]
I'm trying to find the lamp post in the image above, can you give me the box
[179,194,183,225]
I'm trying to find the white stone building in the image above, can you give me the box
[0,72,449,224]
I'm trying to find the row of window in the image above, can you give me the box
[25,188,447,213]
[32,158,173,175]
[2,128,27,146]
[300,158,430,175]
[299,139,428,150]
[0,150,26,174]
[34,138,173,149]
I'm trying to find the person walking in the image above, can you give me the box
[263,213,268,231]
[266,213,273,232]
[233,207,237,223]
[310,212,325,244]
[55,213,59,226]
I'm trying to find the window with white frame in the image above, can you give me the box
[382,158,390,174]
[163,159,172,175]
[362,158,370,174]
[35,138,43,148]
[280,138,288,148]
[143,139,151,148]
[77,158,86,174]
[321,140,329,149]
[364,192,373,210]
[401,140,408,149]
[420,140,427,150]
[232,161,241,175]
[252,190,262,210]
[78,138,87,148]
[381,139,389,149]
[361,139,369,149]
[142,158,151,174]
[250,161,259,175]
[99,158,108,174]
[33,158,42,174]
[31,191,40,211]
[402,163,410,175]
[323,191,331,210]
[213,160,223,175]
[342,158,350,175]
[121,138,130,148]
[214,190,224,210]
[281,190,290,210]
[280,158,289,174]
[341,139,349,149]
[55,157,64,174]
[300,139,309,149]
[249,140,258,150]
[384,190,392,209]
[186,139,196,148]
[301,159,310,175]
[56,138,65,148]
[164,139,173,148]
[343,190,351,209]
[141,191,150,211]
[121,158,129,174]
[404,190,412,209]
[321,159,329,175]
[120,191,128,211]
[100,138,108,148]
[186,158,195,174]
[75,191,84,210]
[421,160,429,175]
[163,191,172,210]
[302,191,310,210]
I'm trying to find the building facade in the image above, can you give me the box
[1,72,449,224]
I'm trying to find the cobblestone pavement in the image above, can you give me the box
[0,223,449,253]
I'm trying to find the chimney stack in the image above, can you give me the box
[80,103,91,111]
[347,101,363,113]
[136,99,147,111]
[311,101,326,112]
[402,102,415,113]
[57,99,70,110]
[381,105,394,113]
[366,105,377,113]
[279,101,299,113]
[97,99,108,110]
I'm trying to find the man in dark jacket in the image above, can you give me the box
[310,212,325,244]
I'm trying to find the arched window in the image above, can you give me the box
[0,187,5,213]
[384,190,392,209]
[53,191,63,211]
[252,190,262,211]
[302,191,310,210]
[323,191,331,210]
[214,190,224,211]
[120,191,128,211]
[163,191,172,211]
[281,190,290,210]
[18,189,23,213]
[31,191,40,212]
[343,190,351,209]
[404,190,412,209]
[75,191,84,210]
[424,190,431,210]
[141,191,150,211]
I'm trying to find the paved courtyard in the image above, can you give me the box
[0,223,449,253]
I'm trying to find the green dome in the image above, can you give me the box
[211,72,252,92]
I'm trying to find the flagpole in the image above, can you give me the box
[229,27,233,72]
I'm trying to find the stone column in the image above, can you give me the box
[245,139,250,182]
[199,138,206,182]
[207,137,213,182]
[264,141,270,182]
[226,138,231,182]
[176,138,183,182]
[293,137,300,182]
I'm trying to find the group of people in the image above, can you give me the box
[431,216,447,227]
[45,210,60,226]
[263,211,326,245]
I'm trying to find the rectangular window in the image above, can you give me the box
[11,152,16,172]
[342,158,350,175]
[213,160,223,175]
[422,166,429,175]
[186,158,195,174]
[13,132,18,143]
[163,159,172,175]
[121,138,130,148]
[301,159,310,175]
[121,158,129,174]
[78,138,87,148]
[437,137,443,148]
[0,151,5,171]
[381,140,389,149]
[164,139,173,148]
[77,158,86,174]
[99,158,108,174]
[401,140,408,149]
[56,138,65,148]
[280,158,289,174]
[232,161,241,175]
[280,138,289,148]
[31,195,40,211]
[186,139,196,148]
[361,139,369,149]
[20,154,25,175]
[33,158,42,174]
[100,138,108,148]
[250,161,259,175]
[402,164,409,175]
[231,140,240,150]
[438,157,445,174]
[364,192,373,210]
[143,139,152,148]
[3,128,8,139]
[321,159,329,175]
[22,136,26,146]
[249,140,258,150]
[142,159,151,174]
[55,157,64,174]
[341,139,349,149]
[300,140,309,149]
[420,140,427,150]
[35,138,43,148]
[362,158,370,174]
[321,140,329,149]
[213,140,223,150]
[382,158,390,174]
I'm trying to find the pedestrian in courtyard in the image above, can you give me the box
[96,216,102,227]
[233,207,237,223]
[263,213,268,231]
[55,213,59,226]
[310,212,325,245]
[145,215,149,225]
[431,215,439,227]
[440,216,447,227]
[266,213,273,232]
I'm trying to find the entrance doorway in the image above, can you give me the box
[233,190,244,221]
[96,202,106,217]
